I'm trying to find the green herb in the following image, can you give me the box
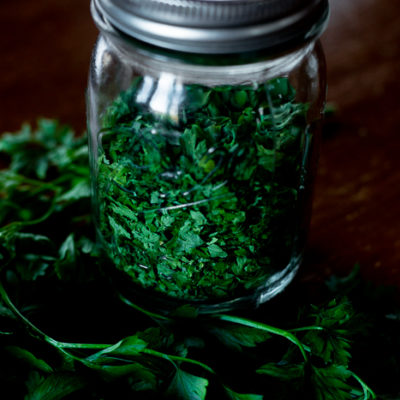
[96,77,309,301]
[1,120,398,399]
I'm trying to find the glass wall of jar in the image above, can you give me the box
[87,0,329,312]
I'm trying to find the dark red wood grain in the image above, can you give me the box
[308,0,400,287]
[1,0,399,286]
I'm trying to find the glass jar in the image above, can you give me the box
[87,0,329,312]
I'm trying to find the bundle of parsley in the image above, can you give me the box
[0,120,399,399]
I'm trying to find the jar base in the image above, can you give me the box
[196,254,302,313]
[104,254,302,315]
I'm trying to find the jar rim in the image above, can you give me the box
[91,0,329,54]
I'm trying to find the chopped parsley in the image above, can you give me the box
[96,77,310,301]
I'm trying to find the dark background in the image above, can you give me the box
[1,0,399,287]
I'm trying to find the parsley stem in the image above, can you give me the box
[3,172,59,189]
[1,279,207,375]
[289,326,325,333]
[351,371,376,400]
[118,292,172,322]
[142,348,215,375]
[1,195,58,233]
[0,281,128,366]
[57,342,111,350]
[141,193,233,213]
[0,280,76,360]
[0,280,49,342]
[214,313,308,361]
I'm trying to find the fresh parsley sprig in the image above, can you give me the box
[0,274,375,400]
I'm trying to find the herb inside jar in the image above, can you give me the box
[95,77,309,301]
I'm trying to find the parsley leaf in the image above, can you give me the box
[166,368,208,400]
[207,323,271,351]
[24,372,86,400]
[223,386,263,400]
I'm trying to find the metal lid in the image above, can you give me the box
[92,0,329,54]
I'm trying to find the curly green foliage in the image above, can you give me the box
[0,120,93,278]
[0,123,383,399]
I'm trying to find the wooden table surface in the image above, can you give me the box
[1,0,399,287]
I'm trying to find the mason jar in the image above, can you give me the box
[87,0,329,312]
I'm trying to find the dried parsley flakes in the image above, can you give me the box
[95,77,309,302]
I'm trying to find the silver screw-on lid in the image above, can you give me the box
[92,0,329,54]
